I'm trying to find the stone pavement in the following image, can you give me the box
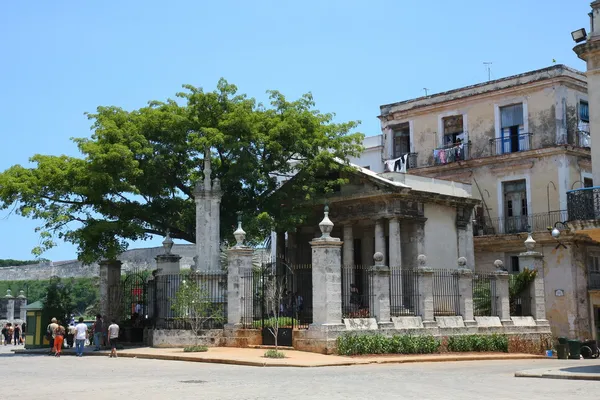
[1,345,598,400]
[14,345,544,367]
[516,362,600,381]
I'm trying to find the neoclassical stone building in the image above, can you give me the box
[276,163,479,271]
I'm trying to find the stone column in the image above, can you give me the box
[310,206,344,327]
[370,252,392,327]
[361,227,374,266]
[17,290,27,321]
[518,234,548,325]
[5,290,14,322]
[416,255,435,327]
[493,267,512,326]
[99,260,122,323]
[374,219,386,265]
[574,2,600,185]
[287,230,297,266]
[415,221,426,261]
[342,224,354,266]
[226,217,254,327]
[455,258,475,326]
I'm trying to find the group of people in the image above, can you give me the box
[278,290,303,318]
[46,314,120,358]
[1,323,23,345]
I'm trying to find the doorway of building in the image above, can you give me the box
[503,179,529,233]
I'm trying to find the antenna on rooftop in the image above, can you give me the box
[483,62,493,81]
[423,88,429,96]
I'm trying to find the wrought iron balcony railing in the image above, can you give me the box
[567,187,600,221]
[386,153,418,171]
[489,132,532,156]
[433,142,470,165]
[473,210,568,237]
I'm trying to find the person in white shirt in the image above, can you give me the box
[74,317,88,357]
[108,320,120,358]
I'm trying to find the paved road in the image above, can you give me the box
[1,345,598,400]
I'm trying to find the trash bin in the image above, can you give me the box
[558,337,568,345]
[556,344,568,359]
[568,339,581,360]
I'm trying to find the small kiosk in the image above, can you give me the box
[25,301,48,349]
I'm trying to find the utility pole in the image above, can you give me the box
[423,88,429,96]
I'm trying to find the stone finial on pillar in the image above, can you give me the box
[233,211,246,248]
[5,289,13,298]
[18,290,25,299]
[455,257,475,326]
[416,254,435,327]
[310,204,344,327]
[370,252,392,327]
[162,230,174,255]
[494,260,507,272]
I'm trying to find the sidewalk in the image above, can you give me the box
[516,363,600,381]
[13,346,545,367]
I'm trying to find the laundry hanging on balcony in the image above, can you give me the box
[433,144,465,165]
[384,154,408,173]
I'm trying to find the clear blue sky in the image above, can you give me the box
[0,0,590,262]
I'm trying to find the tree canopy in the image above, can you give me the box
[0,79,363,263]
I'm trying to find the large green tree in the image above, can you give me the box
[0,80,363,263]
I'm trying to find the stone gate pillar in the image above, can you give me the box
[310,205,344,327]
[518,233,548,326]
[416,255,435,327]
[17,290,27,321]
[226,215,254,326]
[370,252,392,327]
[155,233,182,326]
[492,265,512,326]
[455,257,475,326]
[5,290,15,322]
[99,259,122,323]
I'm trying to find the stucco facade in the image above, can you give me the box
[348,64,599,340]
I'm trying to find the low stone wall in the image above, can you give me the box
[147,328,262,348]
[293,316,552,355]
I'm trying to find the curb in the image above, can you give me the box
[515,371,600,381]
[12,349,545,368]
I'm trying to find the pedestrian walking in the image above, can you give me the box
[54,323,65,357]
[74,317,88,357]
[92,314,104,351]
[13,324,21,345]
[108,319,120,358]
[46,318,58,355]
[1,324,8,345]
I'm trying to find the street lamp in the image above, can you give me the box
[572,28,588,43]
[548,221,568,249]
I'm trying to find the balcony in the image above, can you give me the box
[489,133,532,156]
[385,153,418,172]
[473,210,568,236]
[433,142,470,165]
[590,271,600,290]
[567,187,600,221]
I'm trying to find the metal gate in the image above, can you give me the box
[242,260,312,347]
[119,270,150,343]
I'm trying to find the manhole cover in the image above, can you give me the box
[180,380,206,384]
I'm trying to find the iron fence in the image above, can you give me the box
[432,269,460,316]
[153,271,227,330]
[567,187,600,221]
[390,267,419,316]
[472,272,497,317]
[473,210,568,236]
[489,132,532,156]
[342,265,374,318]
[241,263,312,330]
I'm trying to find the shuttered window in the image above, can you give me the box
[580,101,590,122]
[500,104,524,128]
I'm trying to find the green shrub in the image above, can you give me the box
[251,317,297,329]
[446,334,508,353]
[264,349,285,358]
[183,345,209,352]
[336,334,441,356]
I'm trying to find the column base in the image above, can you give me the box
[463,320,477,327]
[535,319,550,327]
[378,321,394,330]
[501,319,514,327]
[309,323,346,332]
[224,323,244,330]
[422,321,438,329]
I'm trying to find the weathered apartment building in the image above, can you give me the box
[350,64,600,339]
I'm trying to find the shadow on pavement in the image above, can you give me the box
[560,365,600,374]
